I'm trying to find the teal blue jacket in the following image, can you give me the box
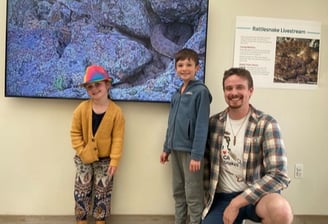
[163,80,212,160]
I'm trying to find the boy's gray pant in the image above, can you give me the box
[171,150,204,224]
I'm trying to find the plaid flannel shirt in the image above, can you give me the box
[202,105,290,219]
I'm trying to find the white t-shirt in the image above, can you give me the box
[216,113,250,193]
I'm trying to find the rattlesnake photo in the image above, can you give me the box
[274,37,319,84]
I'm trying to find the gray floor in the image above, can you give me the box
[0,215,174,224]
[0,215,327,224]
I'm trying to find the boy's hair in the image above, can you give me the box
[174,48,199,66]
[222,67,254,89]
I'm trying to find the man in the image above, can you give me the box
[202,67,293,224]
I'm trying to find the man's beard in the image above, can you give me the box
[228,96,243,109]
[229,103,242,109]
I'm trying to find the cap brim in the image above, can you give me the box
[80,78,113,87]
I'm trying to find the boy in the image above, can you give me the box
[160,48,212,224]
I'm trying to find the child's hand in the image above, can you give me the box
[160,152,170,164]
[107,166,117,176]
[189,159,201,172]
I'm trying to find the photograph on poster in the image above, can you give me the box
[233,16,321,89]
[5,0,209,102]
[274,37,319,85]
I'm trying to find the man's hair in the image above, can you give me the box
[222,67,253,89]
[174,48,199,66]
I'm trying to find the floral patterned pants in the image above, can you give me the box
[74,156,113,221]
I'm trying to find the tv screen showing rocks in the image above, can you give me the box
[5,0,209,102]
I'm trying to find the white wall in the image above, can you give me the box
[1,0,328,216]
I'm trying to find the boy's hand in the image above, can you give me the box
[160,152,170,164]
[189,159,201,172]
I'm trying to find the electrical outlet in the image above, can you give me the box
[294,163,304,178]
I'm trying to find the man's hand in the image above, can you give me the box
[223,203,239,224]
[223,194,249,224]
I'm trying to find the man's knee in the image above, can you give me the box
[278,207,293,224]
[256,193,293,224]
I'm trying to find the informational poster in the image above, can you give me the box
[233,16,321,89]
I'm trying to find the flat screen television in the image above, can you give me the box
[5,0,209,103]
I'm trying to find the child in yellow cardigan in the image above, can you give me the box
[70,65,125,224]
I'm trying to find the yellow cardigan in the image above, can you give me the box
[70,99,125,166]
